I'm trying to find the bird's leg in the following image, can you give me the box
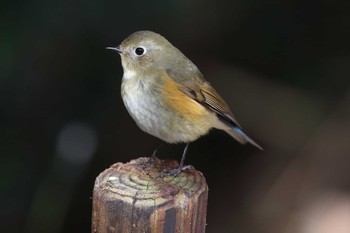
[178,142,190,170]
[148,141,163,165]
[162,143,191,176]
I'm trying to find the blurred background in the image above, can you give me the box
[1,0,350,232]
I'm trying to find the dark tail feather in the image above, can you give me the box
[226,126,263,150]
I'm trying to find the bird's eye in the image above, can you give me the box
[134,47,145,56]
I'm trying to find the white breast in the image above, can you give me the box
[121,72,162,137]
[120,70,215,143]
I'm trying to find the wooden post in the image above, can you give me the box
[91,157,208,233]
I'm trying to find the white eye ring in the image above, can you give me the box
[134,46,146,56]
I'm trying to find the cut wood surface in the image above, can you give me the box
[92,157,208,233]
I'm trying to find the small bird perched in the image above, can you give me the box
[107,30,262,175]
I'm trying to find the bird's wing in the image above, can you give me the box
[165,68,242,128]
[165,68,263,150]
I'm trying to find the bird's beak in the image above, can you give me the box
[106,46,122,54]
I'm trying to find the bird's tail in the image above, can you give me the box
[227,126,263,150]
[215,121,263,150]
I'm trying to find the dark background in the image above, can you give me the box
[2,0,350,232]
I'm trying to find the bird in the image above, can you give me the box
[107,30,262,175]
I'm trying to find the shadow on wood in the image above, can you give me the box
[92,157,208,233]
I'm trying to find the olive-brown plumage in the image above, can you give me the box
[108,30,262,174]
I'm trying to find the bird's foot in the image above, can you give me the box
[161,165,192,177]
[141,155,158,170]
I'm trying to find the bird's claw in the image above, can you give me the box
[160,165,192,177]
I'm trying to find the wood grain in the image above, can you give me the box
[92,157,208,233]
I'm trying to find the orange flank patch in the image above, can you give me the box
[162,77,207,121]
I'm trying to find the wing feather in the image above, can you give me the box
[165,69,262,150]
